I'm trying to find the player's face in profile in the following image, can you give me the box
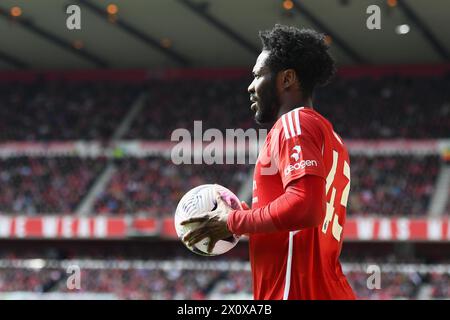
[248,51,279,125]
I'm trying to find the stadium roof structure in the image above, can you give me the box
[0,0,449,70]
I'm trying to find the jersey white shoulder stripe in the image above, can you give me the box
[281,109,304,140]
[287,112,296,138]
[281,114,290,139]
[294,108,301,136]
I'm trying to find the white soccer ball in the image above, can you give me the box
[174,184,242,256]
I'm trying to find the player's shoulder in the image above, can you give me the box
[300,107,330,126]
[273,107,325,140]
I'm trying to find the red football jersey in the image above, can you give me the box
[250,106,355,300]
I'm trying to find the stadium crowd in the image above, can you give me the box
[0,157,105,214]
[345,270,423,299]
[315,75,450,139]
[348,155,440,216]
[0,74,449,141]
[125,79,254,140]
[429,273,449,299]
[125,75,450,140]
[0,72,448,300]
[0,75,445,217]
[0,81,140,141]
[1,265,446,299]
[0,155,438,217]
[93,158,250,216]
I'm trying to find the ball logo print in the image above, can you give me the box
[174,184,242,256]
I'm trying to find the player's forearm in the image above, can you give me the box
[227,175,326,235]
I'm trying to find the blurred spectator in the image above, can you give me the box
[429,273,449,298]
[125,79,254,140]
[125,75,450,140]
[0,155,439,217]
[315,75,450,139]
[348,155,439,216]
[346,271,422,299]
[0,81,140,141]
[445,188,450,216]
[93,157,249,216]
[0,157,105,214]
[0,264,445,300]
[2,74,448,141]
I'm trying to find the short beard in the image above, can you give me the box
[254,74,279,126]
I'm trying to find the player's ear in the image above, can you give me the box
[280,69,297,90]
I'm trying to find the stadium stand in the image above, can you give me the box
[93,158,249,216]
[0,81,141,141]
[348,155,440,217]
[0,157,106,214]
[125,79,254,140]
[0,69,449,300]
[1,258,447,300]
[1,74,449,141]
[315,75,450,139]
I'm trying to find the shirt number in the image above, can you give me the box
[321,150,350,241]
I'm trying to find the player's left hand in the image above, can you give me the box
[180,187,233,254]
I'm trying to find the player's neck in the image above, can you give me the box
[277,96,313,118]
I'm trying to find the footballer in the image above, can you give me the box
[182,24,356,300]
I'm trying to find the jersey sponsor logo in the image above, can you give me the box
[284,159,318,176]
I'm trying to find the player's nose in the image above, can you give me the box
[248,80,255,95]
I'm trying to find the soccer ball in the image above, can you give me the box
[174,184,242,256]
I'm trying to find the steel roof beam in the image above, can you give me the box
[0,6,109,68]
[177,0,259,55]
[291,0,368,64]
[78,0,191,66]
[398,0,449,61]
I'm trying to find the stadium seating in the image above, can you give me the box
[345,271,422,299]
[0,71,448,300]
[125,79,254,140]
[429,273,449,299]
[0,157,105,214]
[348,155,440,217]
[315,75,450,139]
[1,74,449,141]
[0,155,438,217]
[93,158,250,216]
[0,260,443,300]
[0,81,140,141]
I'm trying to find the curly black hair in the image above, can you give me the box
[259,24,336,98]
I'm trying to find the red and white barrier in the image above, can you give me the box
[1,215,449,241]
[0,139,448,157]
